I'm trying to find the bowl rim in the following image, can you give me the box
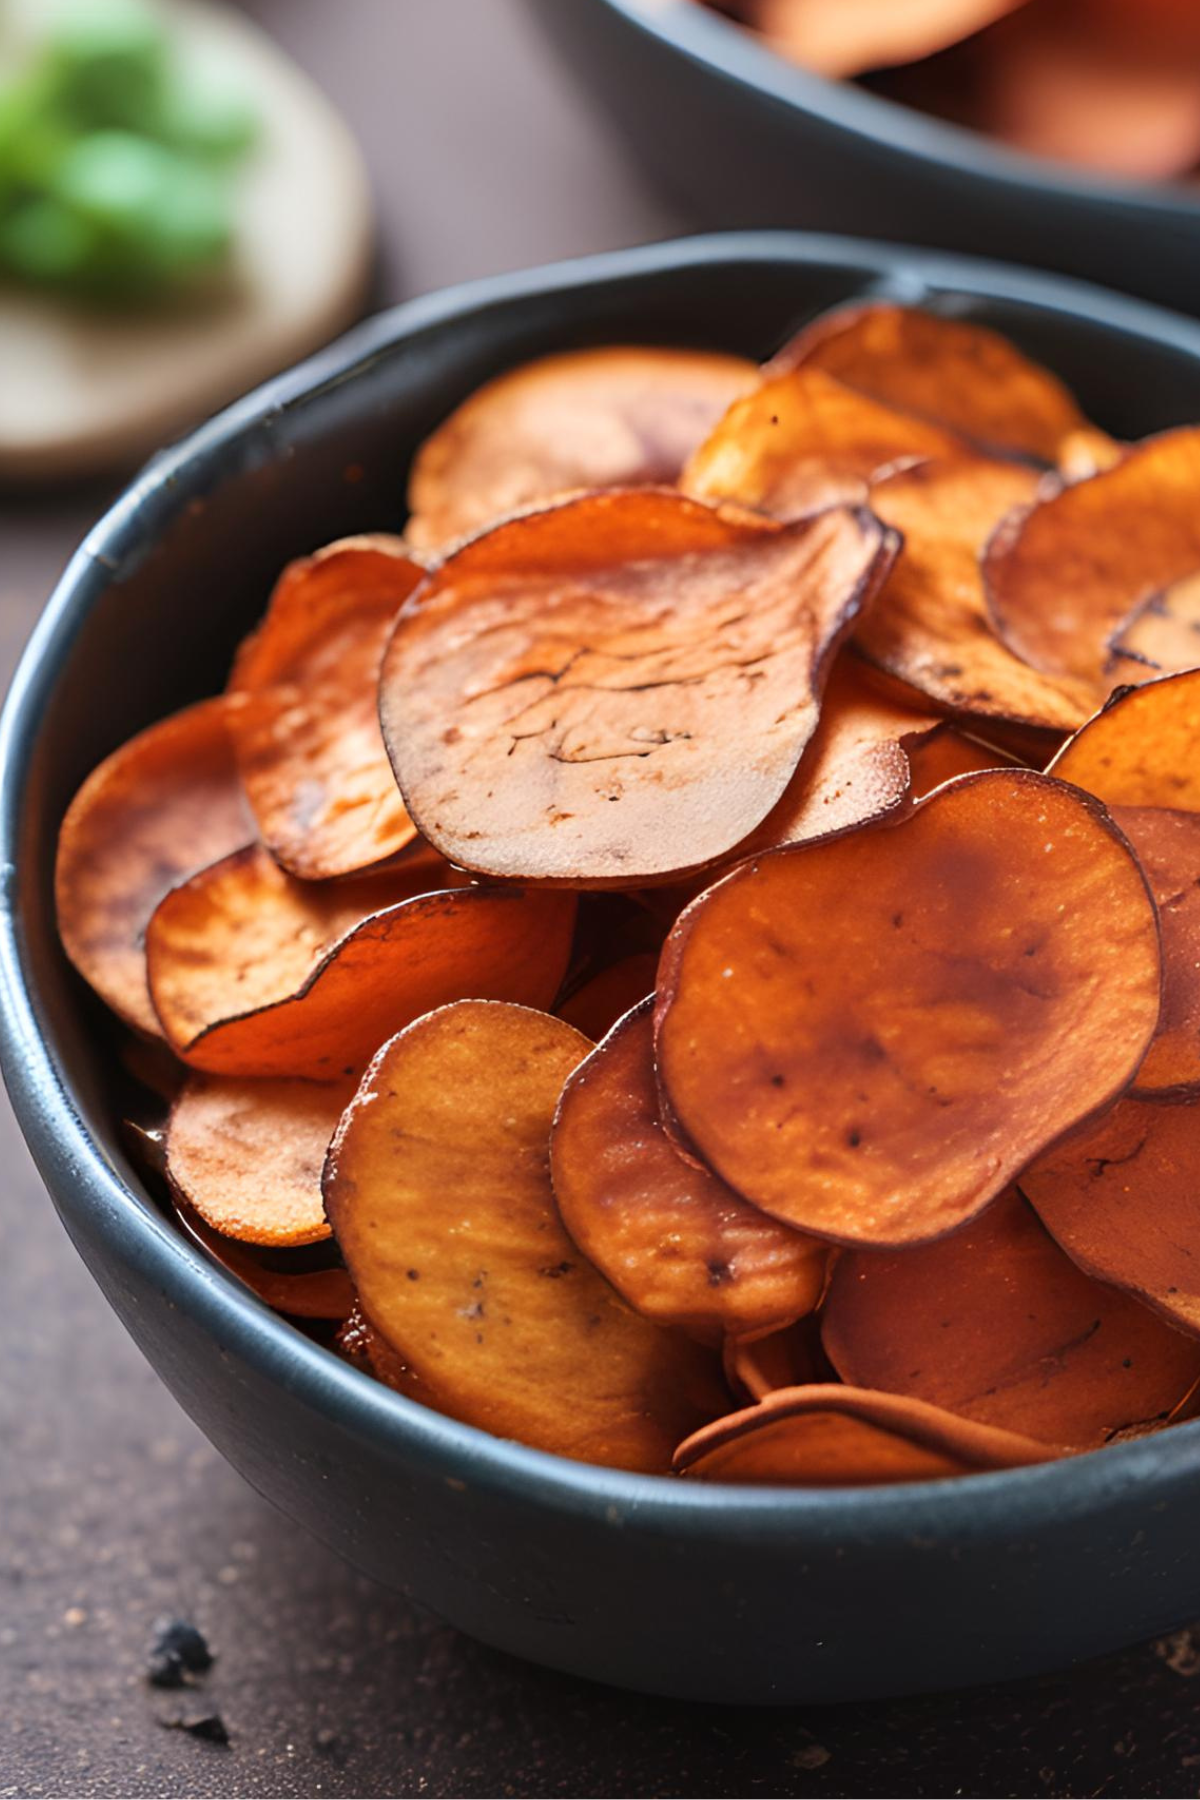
[598,0,1200,223]
[8,227,1200,1540]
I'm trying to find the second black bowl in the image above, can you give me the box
[530,0,1200,316]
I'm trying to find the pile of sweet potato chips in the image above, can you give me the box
[706,0,1200,184]
[56,302,1200,1485]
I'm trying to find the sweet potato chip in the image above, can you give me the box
[405,346,757,552]
[1110,572,1200,682]
[975,7,1200,180]
[729,654,944,856]
[905,723,1008,797]
[551,1000,825,1340]
[1109,808,1200,1096]
[749,0,1026,78]
[724,1317,831,1402]
[655,771,1161,1245]
[56,698,252,1035]
[674,1384,1063,1485]
[682,365,962,519]
[165,1073,357,1246]
[324,1001,726,1471]
[823,1190,1200,1447]
[227,536,423,879]
[147,844,576,1078]
[984,429,1200,691]
[624,660,944,918]
[1049,668,1200,810]
[776,302,1116,468]
[169,1194,355,1320]
[1023,1096,1200,1338]
[862,458,1095,732]
[380,490,895,885]
[557,951,659,1040]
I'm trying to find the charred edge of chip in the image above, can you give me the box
[150,871,551,1057]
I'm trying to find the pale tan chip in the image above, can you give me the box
[166,1073,358,1246]
[1048,668,1200,811]
[728,654,944,857]
[405,345,757,552]
[776,301,1116,468]
[228,536,423,879]
[55,697,252,1035]
[147,843,576,1078]
[380,489,896,886]
[862,458,1095,732]
[620,658,944,918]
[1057,428,1125,483]
[324,1001,728,1472]
[984,428,1200,691]
[1111,572,1200,682]
[674,1384,1064,1485]
[682,364,962,519]
[1022,1096,1200,1339]
[823,1190,1200,1447]
[655,771,1162,1246]
[551,1000,826,1341]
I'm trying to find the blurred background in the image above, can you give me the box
[5,3,1200,1796]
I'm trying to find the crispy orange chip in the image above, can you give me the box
[1111,808,1200,1096]
[169,1195,356,1320]
[1049,668,1200,811]
[1048,676,1200,1095]
[777,301,1114,468]
[147,844,576,1078]
[823,1190,1200,1447]
[656,771,1161,1246]
[55,698,252,1035]
[1023,1097,1200,1339]
[723,1317,830,1402]
[862,458,1094,732]
[324,1001,726,1471]
[905,723,1008,797]
[381,490,895,885]
[552,999,825,1341]
[165,1073,357,1246]
[228,536,423,879]
[557,951,659,1040]
[682,364,961,518]
[405,346,757,552]
[674,1384,1063,1485]
[984,429,1200,691]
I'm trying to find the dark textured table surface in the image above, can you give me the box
[4,5,1200,1797]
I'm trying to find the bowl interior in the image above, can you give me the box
[11,231,1200,1472]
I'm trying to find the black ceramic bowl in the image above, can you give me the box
[8,232,1200,1707]
[530,0,1200,316]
